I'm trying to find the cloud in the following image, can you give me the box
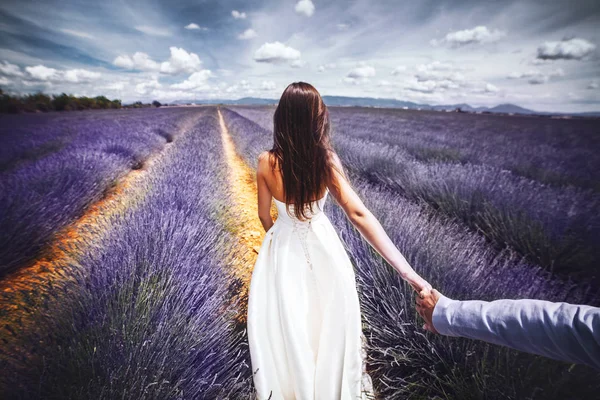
[536,38,595,60]
[60,29,94,39]
[260,80,276,90]
[114,52,159,71]
[136,78,162,94]
[232,10,246,19]
[404,78,460,93]
[171,70,213,90]
[390,65,407,75]
[344,65,376,85]
[337,23,349,30]
[23,64,100,84]
[0,61,24,77]
[135,25,171,37]
[238,29,257,40]
[254,42,301,64]
[63,69,101,83]
[414,61,464,82]
[347,65,376,78]
[290,59,306,68]
[185,23,208,31]
[0,76,11,86]
[160,47,203,74]
[295,0,315,17]
[432,26,506,47]
[317,63,336,72]
[484,83,499,93]
[113,47,203,75]
[507,68,564,84]
[102,82,126,91]
[25,65,59,80]
[588,81,599,90]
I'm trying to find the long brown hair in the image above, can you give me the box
[269,82,337,220]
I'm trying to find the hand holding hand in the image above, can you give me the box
[408,275,433,298]
[416,289,442,334]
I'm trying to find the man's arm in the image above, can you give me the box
[418,291,600,370]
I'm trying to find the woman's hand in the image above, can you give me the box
[405,272,433,298]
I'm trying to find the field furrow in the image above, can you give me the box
[1,108,254,399]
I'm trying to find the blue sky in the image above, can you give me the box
[0,0,598,112]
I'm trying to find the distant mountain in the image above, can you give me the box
[486,103,538,114]
[169,96,599,117]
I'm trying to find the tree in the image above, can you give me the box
[152,100,162,108]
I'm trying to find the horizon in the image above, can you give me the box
[0,0,599,113]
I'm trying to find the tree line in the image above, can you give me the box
[0,89,122,113]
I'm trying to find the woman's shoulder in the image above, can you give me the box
[258,150,271,163]
[257,150,277,175]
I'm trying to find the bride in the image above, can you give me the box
[247,82,432,399]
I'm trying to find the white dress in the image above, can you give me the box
[247,190,375,400]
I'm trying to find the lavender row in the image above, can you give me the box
[231,105,600,191]
[226,106,600,285]
[0,108,254,398]
[0,108,200,277]
[221,107,598,399]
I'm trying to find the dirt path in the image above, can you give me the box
[0,112,204,342]
[217,108,276,324]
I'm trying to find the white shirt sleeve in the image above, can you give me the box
[431,294,600,370]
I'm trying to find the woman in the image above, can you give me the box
[247,82,432,399]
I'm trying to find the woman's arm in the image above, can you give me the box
[327,152,432,294]
[257,151,274,232]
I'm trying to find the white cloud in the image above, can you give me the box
[344,65,376,85]
[102,82,126,91]
[136,78,162,94]
[507,68,564,85]
[238,29,257,40]
[26,65,59,80]
[171,70,213,90]
[135,25,171,37]
[232,10,246,19]
[390,65,407,75]
[113,55,135,69]
[414,61,464,82]
[347,65,376,78]
[260,80,276,90]
[484,83,499,93]
[0,61,24,77]
[537,38,596,60]
[0,76,11,86]
[113,47,203,75]
[63,69,101,83]
[159,47,203,74]
[317,63,336,72]
[60,29,94,39]
[377,80,397,87]
[588,81,599,90]
[290,59,306,68]
[295,0,315,17]
[254,42,301,64]
[337,23,349,30]
[185,23,208,31]
[22,64,101,84]
[123,52,160,71]
[433,26,506,47]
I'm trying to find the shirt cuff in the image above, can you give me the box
[432,294,457,336]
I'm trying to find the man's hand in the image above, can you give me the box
[416,289,442,334]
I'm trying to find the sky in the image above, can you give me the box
[0,0,599,112]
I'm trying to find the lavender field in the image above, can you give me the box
[1,106,599,399]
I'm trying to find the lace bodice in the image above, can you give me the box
[273,190,328,224]
[273,191,329,271]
